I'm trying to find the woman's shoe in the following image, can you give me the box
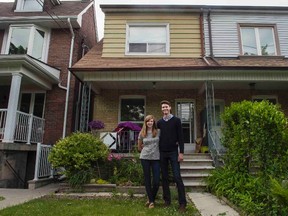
[148,202,154,209]
[145,201,150,207]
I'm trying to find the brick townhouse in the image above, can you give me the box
[0,0,97,188]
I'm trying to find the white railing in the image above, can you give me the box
[100,130,140,153]
[14,111,45,144]
[33,143,53,180]
[0,109,7,141]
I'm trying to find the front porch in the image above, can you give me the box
[0,109,45,144]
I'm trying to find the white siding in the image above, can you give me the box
[204,12,288,57]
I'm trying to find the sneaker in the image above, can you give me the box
[148,202,154,209]
[178,204,186,213]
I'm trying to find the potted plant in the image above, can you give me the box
[88,120,105,136]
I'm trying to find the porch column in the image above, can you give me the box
[3,73,22,143]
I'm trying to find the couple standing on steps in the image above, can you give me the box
[137,100,187,213]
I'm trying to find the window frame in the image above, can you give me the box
[252,95,278,104]
[118,96,146,124]
[5,24,49,62]
[15,0,43,12]
[18,91,46,118]
[239,24,280,56]
[125,23,170,56]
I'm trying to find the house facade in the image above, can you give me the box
[0,0,97,188]
[71,4,288,158]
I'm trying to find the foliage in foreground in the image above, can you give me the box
[207,100,288,215]
[48,132,109,188]
[0,195,199,216]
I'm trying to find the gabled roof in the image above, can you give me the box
[0,1,93,28]
[0,1,92,17]
[71,40,288,72]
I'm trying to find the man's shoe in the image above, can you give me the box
[178,204,186,213]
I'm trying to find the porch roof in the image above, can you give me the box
[0,54,60,90]
[72,41,288,71]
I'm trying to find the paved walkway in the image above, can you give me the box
[188,192,240,216]
[0,183,59,210]
[0,184,239,215]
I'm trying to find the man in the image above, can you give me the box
[157,100,187,212]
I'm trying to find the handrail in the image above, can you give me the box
[207,129,225,167]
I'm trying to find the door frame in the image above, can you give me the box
[175,99,197,144]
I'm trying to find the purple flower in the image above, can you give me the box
[88,120,105,130]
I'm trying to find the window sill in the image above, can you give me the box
[238,55,285,60]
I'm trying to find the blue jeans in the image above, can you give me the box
[160,151,187,206]
[141,159,160,203]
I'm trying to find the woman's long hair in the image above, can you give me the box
[140,115,158,138]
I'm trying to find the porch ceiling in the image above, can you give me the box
[0,55,60,90]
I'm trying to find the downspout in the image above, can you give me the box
[61,18,74,138]
[200,10,210,66]
[207,10,221,66]
[207,9,214,58]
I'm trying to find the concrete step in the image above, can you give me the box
[182,158,213,166]
[183,153,212,160]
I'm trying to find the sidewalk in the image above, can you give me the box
[0,183,59,210]
[188,192,240,216]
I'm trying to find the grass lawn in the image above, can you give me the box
[0,194,200,216]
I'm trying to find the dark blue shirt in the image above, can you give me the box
[157,116,184,153]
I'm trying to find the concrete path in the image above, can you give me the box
[188,192,240,216]
[0,183,59,210]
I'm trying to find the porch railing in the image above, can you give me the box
[100,130,140,153]
[0,109,7,140]
[33,143,53,180]
[207,129,226,167]
[0,109,45,144]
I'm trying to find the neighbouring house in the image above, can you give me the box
[71,4,288,162]
[0,0,97,188]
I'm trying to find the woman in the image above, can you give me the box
[138,115,160,209]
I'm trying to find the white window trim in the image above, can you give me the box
[125,23,170,56]
[15,0,43,12]
[252,95,278,104]
[118,95,146,124]
[5,24,50,63]
[240,26,277,56]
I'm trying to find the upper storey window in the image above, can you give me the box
[15,0,43,12]
[126,23,170,55]
[6,25,48,61]
[240,26,277,56]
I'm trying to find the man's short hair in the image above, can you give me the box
[160,100,171,106]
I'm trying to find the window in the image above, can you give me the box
[15,0,43,12]
[126,24,170,55]
[240,26,277,56]
[252,95,277,105]
[6,25,48,61]
[120,97,145,123]
[19,92,46,118]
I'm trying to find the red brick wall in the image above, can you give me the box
[44,5,97,144]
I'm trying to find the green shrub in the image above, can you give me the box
[207,100,288,215]
[48,132,109,188]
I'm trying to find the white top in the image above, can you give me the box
[138,129,160,160]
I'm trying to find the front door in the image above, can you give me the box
[176,100,195,144]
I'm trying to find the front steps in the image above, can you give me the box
[181,153,214,191]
